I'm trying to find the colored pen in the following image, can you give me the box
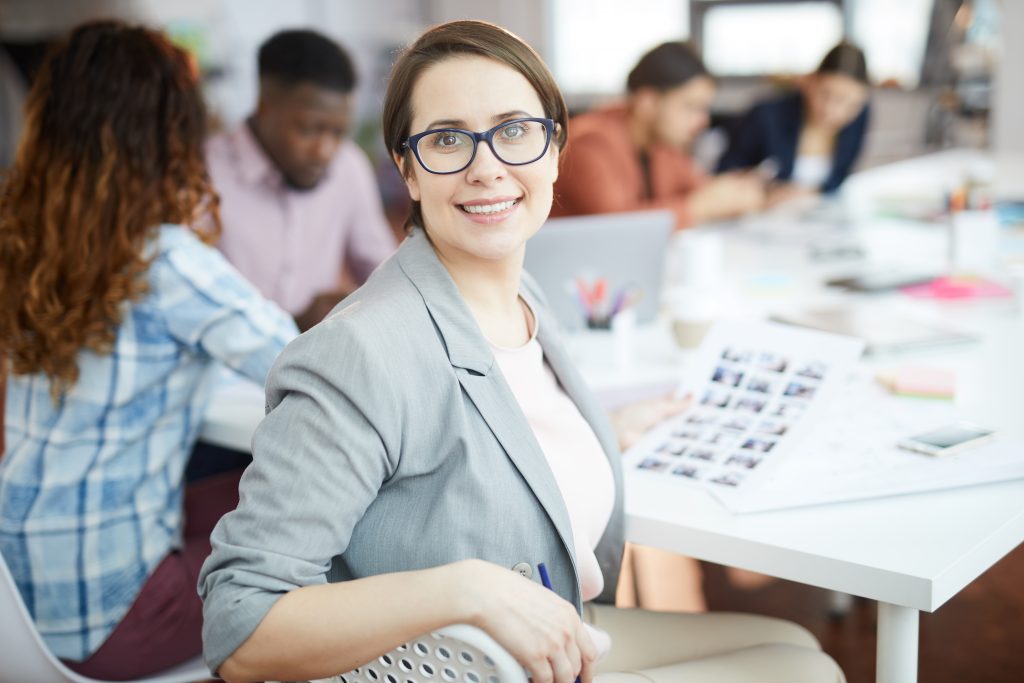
[538,562,553,589]
[609,287,628,317]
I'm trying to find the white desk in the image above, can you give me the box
[200,150,1024,683]
[627,150,1024,682]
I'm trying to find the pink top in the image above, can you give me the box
[489,315,615,603]
[205,123,397,315]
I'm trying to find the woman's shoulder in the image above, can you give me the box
[329,257,428,333]
[145,223,270,303]
[147,223,225,276]
[151,222,205,249]
[276,260,438,373]
[264,266,453,427]
[568,105,630,142]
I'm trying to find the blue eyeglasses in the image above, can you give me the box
[400,117,556,175]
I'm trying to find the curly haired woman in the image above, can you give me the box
[0,21,296,679]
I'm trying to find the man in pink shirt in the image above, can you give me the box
[207,30,397,330]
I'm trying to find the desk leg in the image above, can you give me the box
[876,602,919,683]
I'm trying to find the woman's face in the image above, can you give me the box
[650,76,715,149]
[398,55,559,268]
[803,73,868,131]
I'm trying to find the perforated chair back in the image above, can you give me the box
[0,551,209,683]
[311,624,527,683]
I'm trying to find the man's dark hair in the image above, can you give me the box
[627,41,709,93]
[258,29,357,92]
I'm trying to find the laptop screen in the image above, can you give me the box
[524,210,674,331]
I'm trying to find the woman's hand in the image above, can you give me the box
[451,560,597,683]
[609,394,692,451]
[689,172,767,223]
[765,182,818,210]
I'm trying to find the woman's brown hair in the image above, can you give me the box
[0,21,220,397]
[816,42,869,85]
[381,20,568,232]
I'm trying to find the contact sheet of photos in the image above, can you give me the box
[624,321,865,507]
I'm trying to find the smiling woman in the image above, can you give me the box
[197,20,845,683]
[389,52,560,327]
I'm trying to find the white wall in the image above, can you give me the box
[22,0,1008,164]
[149,0,423,127]
[426,0,548,57]
[992,0,1024,154]
[155,0,548,130]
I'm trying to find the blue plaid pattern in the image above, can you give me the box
[1,225,298,661]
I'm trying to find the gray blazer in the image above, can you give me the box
[198,228,625,672]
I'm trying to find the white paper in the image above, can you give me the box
[624,321,1024,513]
[622,320,865,509]
[739,371,1024,512]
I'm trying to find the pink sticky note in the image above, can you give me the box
[902,276,1012,300]
[876,366,956,399]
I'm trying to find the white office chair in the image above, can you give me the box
[313,625,527,683]
[0,552,210,683]
[3,549,524,683]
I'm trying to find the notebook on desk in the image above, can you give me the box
[524,210,674,331]
[772,306,977,355]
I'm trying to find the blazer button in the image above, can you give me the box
[512,562,533,579]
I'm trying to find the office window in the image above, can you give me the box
[849,0,934,88]
[701,2,843,77]
[550,0,689,95]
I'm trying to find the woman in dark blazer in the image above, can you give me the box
[719,42,870,198]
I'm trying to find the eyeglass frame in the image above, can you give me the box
[399,117,557,175]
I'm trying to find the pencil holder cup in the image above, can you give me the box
[611,307,637,368]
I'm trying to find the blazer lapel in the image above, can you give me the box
[397,231,579,592]
[455,370,579,578]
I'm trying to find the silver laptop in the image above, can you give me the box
[524,210,674,331]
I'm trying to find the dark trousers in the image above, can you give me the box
[62,443,251,680]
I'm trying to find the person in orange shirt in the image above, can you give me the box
[553,41,765,229]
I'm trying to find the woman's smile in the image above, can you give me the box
[457,196,523,223]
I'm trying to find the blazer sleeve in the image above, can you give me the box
[198,314,402,673]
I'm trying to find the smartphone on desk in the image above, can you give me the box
[826,272,938,293]
[897,423,995,457]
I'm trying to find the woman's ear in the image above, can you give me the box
[393,151,421,202]
[550,134,561,183]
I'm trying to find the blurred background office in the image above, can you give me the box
[0,1,1021,682]
[1,0,1017,207]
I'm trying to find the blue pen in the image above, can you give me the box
[536,563,582,683]
[537,562,553,590]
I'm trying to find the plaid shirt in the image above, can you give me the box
[1,225,298,661]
